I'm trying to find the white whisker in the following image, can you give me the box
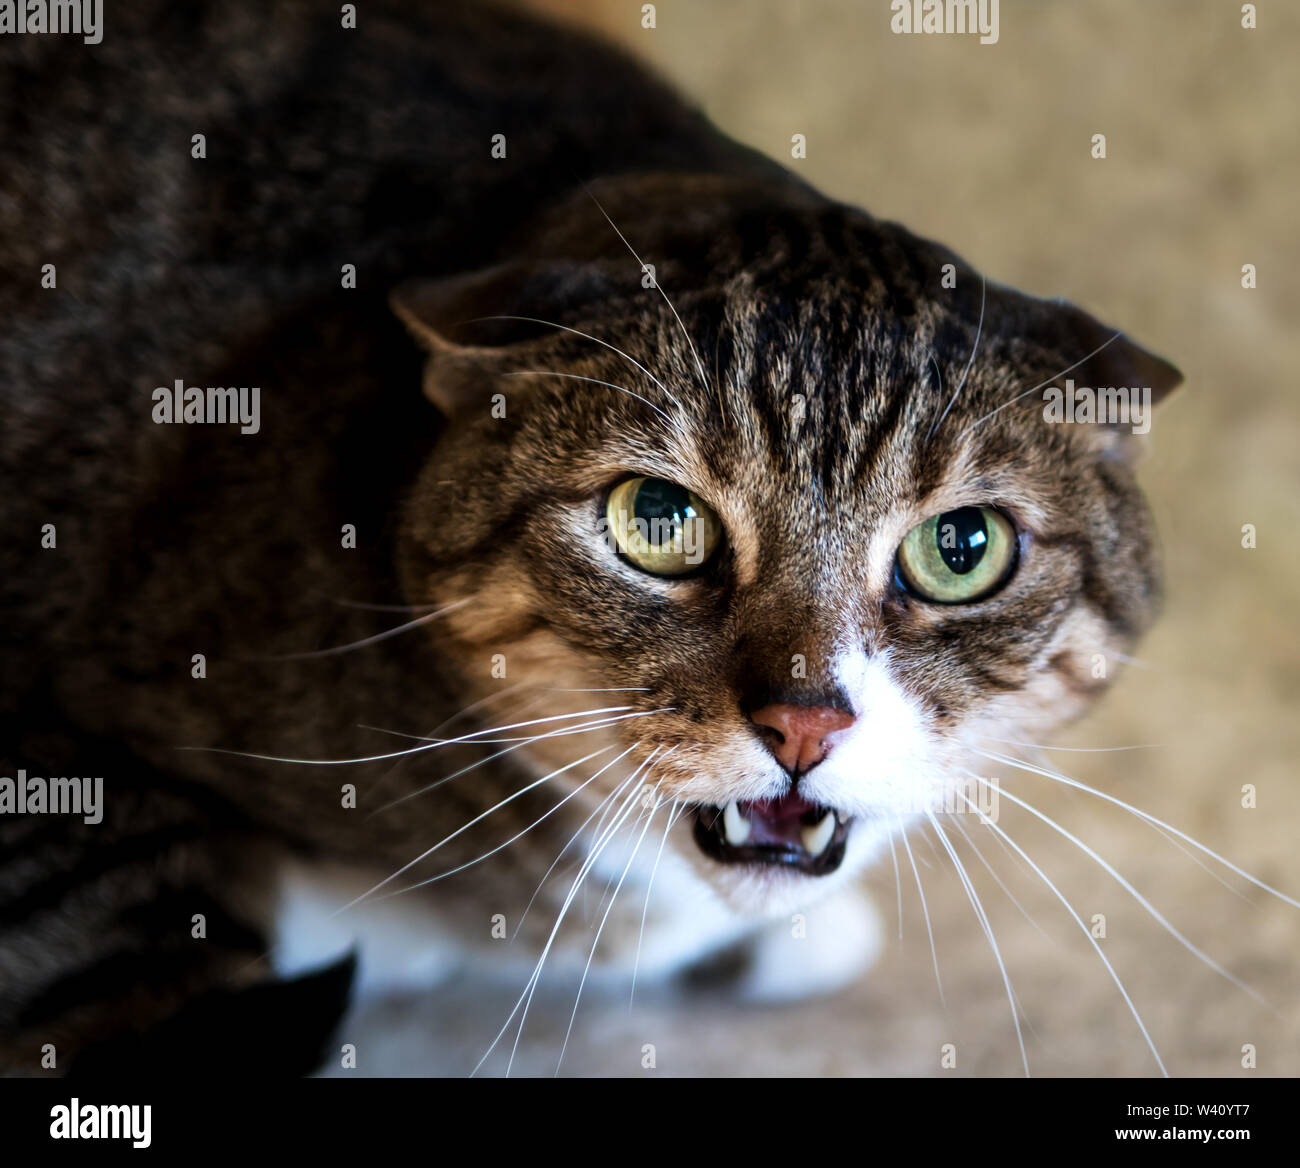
[366,710,669,815]
[546,687,653,693]
[333,745,618,916]
[957,329,1123,440]
[360,711,647,748]
[949,812,1044,935]
[917,819,943,866]
[360,682,555,805]
[503,370,676,426]
[482,754,658,1076]
[927,274,985,442]
[183,705,643,767]
[512,765,642,940]
[591,748,678,919]
[473,315,684,412]
[896,815,945,1005]
[555,782,664,1074]
[953,780,1167,1075]
[886,829,904,941]
[977,734,1162,754]
[251,599,468,660]
[966,767,1273,1009]
[973,747,1300,910]
[928,810,1029,1076]
[330,598,447,613]
[377,744,641,896]
[630,798,684,1009]
[357,705,643,747]
[583,184,710,394]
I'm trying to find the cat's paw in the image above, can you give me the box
[272,860,463,998]
[731,884,883,1003]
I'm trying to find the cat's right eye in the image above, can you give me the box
[605,476,723,577]
[895,506,1017,603]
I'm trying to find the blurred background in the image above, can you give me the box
[331,0,1300,1075]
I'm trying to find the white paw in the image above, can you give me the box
[271,859,461,998]
[733,884,882,1003]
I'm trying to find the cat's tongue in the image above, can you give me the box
[740,793,824,847]
[696,792,849,874]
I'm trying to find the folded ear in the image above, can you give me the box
[389,265,528,417]
[389,260,620,415]
[1047,299,1183,407]
[1014,294,1182,458]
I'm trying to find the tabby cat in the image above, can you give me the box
[0,0,1180,1075]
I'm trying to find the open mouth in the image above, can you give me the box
[693,794,851,876]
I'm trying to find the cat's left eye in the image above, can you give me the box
[896,506,1017,603]
[605,476,723,577]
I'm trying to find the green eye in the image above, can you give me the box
[896,506,1017,603]
[605,476,722,577]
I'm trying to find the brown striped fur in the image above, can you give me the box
[0,0,1177,1073]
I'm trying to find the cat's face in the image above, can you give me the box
[394,176,1179,918]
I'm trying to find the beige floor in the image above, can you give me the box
[329,1,1300,1076]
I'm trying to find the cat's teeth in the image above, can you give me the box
[722,801,752,846]
[800,811,837,857]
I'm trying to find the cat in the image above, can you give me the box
[0,0,1181,1075]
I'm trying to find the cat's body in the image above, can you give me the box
[0,0,1178,1074]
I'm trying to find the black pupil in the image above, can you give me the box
[634,479,694,545]
[935,507,988,575]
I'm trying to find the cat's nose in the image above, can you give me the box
[748,703,855,778]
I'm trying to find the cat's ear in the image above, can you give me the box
[389,266,519,416]
[1053,301,1183,404]
[1030,297,1182,457]
[390,261,616,415]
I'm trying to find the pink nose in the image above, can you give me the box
[749,703,855,776]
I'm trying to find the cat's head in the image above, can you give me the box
[391,174,1181,917]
